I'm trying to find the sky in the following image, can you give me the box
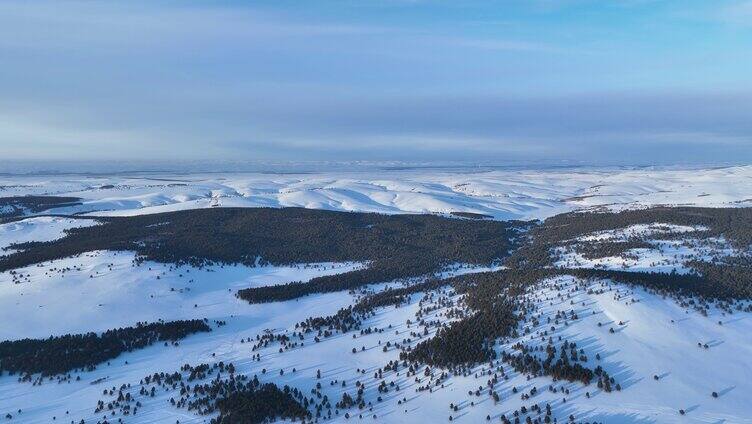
[1,0,751,166]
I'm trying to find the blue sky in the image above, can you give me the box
[1,0,751,165]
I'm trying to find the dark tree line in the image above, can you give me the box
[0,320,210,377]
[406,301,518,366]
[502,340,602,386]
[504,206,752,301]
[214,383,310,424]
[686,260,752,299]
[402,269,543,368]
[568,268,751,300]
[533,206,752,247]
[1,207,527,303]
[573,239,653,260]
[237,254,437,303]
[86,361,311,423]
[0,196,82,221]
[449,211,493,219]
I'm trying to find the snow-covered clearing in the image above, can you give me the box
[554,223,747,274]
[0,216,98,256]
[576,224,707,243]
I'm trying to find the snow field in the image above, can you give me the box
[1,167,752,423]
[2,255,751,423]
[1,165,751,221]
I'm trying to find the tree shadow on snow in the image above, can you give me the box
[717,385,735,397]
[557,404,657,424]
[684,404,700,414]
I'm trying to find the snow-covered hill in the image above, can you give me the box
[2,165,751,220]
[1,167,751,423]
[1,251,749,423]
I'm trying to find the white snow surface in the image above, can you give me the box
[576,223,708,243]
[1,166,752,423]
[0,216,98,256]
[555,240,724,274]
[0,251,362,340]
[1,165,751,220]
[1,258,750,423]
[554,223,744,274]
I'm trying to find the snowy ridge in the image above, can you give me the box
[1,166,751,220]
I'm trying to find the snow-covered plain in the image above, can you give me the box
[1,166,752,423]
[2,165,752,220]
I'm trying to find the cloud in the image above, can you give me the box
[3,86,750,163]
[0,0,750,165]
